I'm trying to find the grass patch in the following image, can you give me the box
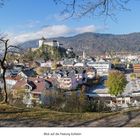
[1,104,140,127]
[0,104,117,126]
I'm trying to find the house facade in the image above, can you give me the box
[12,77,47,104]
[133,64,140,73]
[57,76,78,90]
[87,62,111,76]
[6,76,22,88]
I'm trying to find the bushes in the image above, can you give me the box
[42,90,88,113]
[41,90,111,113]
[63,91,88,113]
[130,73,136,80]
[87,100,111,112]
[41,91,66,111]
[7,88,111,113]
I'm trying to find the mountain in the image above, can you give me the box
[19,32,140,55]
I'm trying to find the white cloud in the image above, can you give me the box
[11,25,71,44]
[75,25,97,33]
[75,25,108,33]
[8,24,107,44]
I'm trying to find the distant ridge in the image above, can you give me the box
[19,32,140,55]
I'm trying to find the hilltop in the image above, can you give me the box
[20,32,140,55]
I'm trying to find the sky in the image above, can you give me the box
[0,0,140,43]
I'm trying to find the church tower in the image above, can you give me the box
[83,51,86,59]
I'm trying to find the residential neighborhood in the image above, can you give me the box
[1,0,140,135]
[0,37,139,113]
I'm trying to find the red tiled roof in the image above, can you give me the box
[12,77,46,94]
[30,77,46,93]
[45,77,55,83]
[5,75,22,81]
[12,80,26,89]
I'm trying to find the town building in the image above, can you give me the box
[6,75,22,88]
[57,76,78,90]
[133,64,140,73]
[62,58,75,67]
[40,60,52,68]
[18,68,37,78]
[86,67,96,79]
[12,77,50,104]
[39,37,60,48]
[87,62,111,76]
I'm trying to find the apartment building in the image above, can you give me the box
[133,64,140,73]
[87,62,111,76]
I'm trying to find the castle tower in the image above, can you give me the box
[38,37,46,48]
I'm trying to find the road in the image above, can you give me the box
[71,110,140,127]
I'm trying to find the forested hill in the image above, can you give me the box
[20,32,140,55]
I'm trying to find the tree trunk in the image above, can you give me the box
[2,69,8,103]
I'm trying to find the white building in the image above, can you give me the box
[5,76,22,89]
[38,37,45,47]
[74,62,85,67]
[82,51,86,59]
[57,77,78,90]
[39,37,60,48]
[40,61,52,68]
[87,62,111,76]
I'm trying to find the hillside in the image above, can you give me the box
[20,32,140,55]
[0,104,115,127]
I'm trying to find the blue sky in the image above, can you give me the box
[0,0,140,43]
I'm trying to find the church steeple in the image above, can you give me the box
[83,51,86,59]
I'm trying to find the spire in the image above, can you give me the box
[83,51,86,59]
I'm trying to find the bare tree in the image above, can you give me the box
[53,0,130,19]
[0,38,20,103]
[0,0,131,19]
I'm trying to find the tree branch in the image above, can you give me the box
[53,0,131,19]
[0,0,5,7]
